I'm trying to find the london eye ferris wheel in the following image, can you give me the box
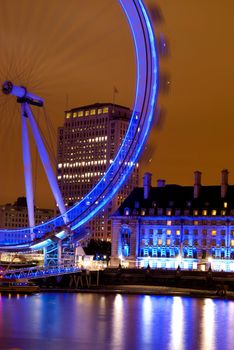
[0,0,159,252]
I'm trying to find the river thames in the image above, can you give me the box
[0,292,234,350]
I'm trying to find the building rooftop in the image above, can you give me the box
[114,184,234,217]
[66,102,131,113]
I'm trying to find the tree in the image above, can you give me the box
[84,239,111,259]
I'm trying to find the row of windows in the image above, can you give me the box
[2,213,51,220]
[61,130,107,139]
[66,107,109,119]
[64,116,108,125]
[143,220,234,226]
[65,124,107,130]
[58,145,107,153]
[58,155,107,163]
[58,167,106,176]
[139,249,234,259]
[59,144,108,153]
[58,159,107,168]
[140,238,234,247]
[141,228,234,236]
[126,205,230,217]
[58,171,104,180]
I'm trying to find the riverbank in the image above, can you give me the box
[40,284,234,299]
[34,268,234,299]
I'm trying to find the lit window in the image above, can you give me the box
[212,210,216,216]
[73,112,77,118]
[167,220,172,226]
[194,220,198,226]
[78,111,83,117]
[124,208,129,216]
[176,230,180,236]
[141,209,146,216]
[166,230,171,235]
[98,108,102,114]
[66,112,71,119]
[103,107,109,113]
[231,240,234,247]
[202,210,207,216]
[211,230,216,236]
[221,210,226,216]
[158,239,162,246]
[90,109,96,115]
[85,110,89,116]
[166,239,171,246]
[224,202,228,208]
[167,210,171,216]
[194,210,198,216]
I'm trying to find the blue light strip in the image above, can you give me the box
[0,0,159,250]
[71,0,158,231]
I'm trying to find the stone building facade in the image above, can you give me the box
[0,197,53,230]
[111,170,234,271]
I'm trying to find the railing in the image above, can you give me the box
[1,265,81,280]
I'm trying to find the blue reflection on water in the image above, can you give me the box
[0,293,234,350]
[169,297,184,350]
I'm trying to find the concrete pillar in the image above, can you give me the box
[129,220,137,262]
[75,246,79,266]
[136,218,141,258]
[180,219,184,258]
[221,169,228,198]
[110,219,122,267]
[43,247,47,267]
[58,241,62,266]
[226,219,230,258]
[194,171,202,198]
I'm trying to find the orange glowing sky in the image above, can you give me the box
[0,0,234,208]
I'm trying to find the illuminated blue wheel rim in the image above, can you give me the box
[0,0,159,250]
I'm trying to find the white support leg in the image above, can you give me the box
[21,103,35,240]
[24,103,67,223]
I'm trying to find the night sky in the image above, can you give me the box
[0,0,233,208]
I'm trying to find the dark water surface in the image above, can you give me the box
[0,292,234,350]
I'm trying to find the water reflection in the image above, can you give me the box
[112,294,124,348]
[201,299,215,350]
[0,293,234,349]
[142,295,153,343]
[169,297,184,350]
[226,301,234,350]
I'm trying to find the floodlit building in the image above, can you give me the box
[57,103,139,241]
[0,197,53,230]
[111,170,234,272]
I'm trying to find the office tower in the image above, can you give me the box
[57,103,139,241]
